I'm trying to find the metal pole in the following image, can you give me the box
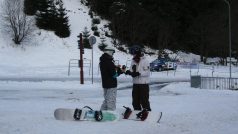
[92,44,93,84]
[224,0,232,88]
[89,36,96,84]
[80,33,84,84]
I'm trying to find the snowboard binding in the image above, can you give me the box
[136,109,149,121]
[95,111,103,121]
[73,108,82,120]
[123,106,132,119]
[83,106,103,122]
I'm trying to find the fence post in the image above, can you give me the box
[68,60,71,76]
[191,75,201,88]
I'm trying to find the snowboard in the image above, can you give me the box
[54,106,162,123]
[54,106,119,122]
[120,106,163,123]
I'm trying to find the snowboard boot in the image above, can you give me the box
[94,111,103,121]
[136,109,149,121]
[73,108,82,120]
[123,106,132,119]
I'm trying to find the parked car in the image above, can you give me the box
[164,61,177,70]
[150,59,166,71]
[150,58,177,72]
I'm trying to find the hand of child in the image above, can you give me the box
[121,65,126,72]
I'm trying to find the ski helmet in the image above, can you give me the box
[103,46,115,56]
[129,45,144,56]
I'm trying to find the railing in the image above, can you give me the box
[191,76,238,90]
[68,59,91,76]
[68,59,79,76]
[201,77,238,90]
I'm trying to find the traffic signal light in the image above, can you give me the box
[77,33,84,54]
[77,40,80,49]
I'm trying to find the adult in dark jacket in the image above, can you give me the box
[99,46,123,110]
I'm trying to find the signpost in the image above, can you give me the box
[89,36,96,84]
[223,0,232,89]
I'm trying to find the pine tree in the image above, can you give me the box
[36,0,51,30]
[100,33,107,44]
[36,0,57,31]
[98,33,107,51]
[82,27,91,48]
[54,1,71,38]
[48,0,58,31]
[24,0,39,15]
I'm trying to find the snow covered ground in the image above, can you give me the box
[0,80,238,134]
[0,0,238,134]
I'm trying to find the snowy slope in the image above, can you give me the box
[0,81,238,134]
[0,0,147,78]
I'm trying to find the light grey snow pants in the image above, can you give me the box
[100,88,117,110]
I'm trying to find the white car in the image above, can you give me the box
[164,61,177,70]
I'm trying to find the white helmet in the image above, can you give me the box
[103,46,115,56]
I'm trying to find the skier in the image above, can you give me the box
[125,45,151,111]
[99,46,124,110]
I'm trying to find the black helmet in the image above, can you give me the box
[129,45,144,55]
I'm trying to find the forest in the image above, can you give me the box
[86,0,238,63]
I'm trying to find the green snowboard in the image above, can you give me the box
[54,108,119,122]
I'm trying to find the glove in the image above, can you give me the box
[131,72,140,77]
[132,65,137,72]
[125,70,131,75]
[112,72,119,78]
[116,67,123,75]
[121,65,126,73]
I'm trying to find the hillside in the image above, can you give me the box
[0,0,200,79]
[0,0,137,78]
[1,0,236,79]
[86,0,238,60]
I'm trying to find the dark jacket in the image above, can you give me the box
[100,53,118,88]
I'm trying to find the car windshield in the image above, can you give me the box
[152,59,160,63]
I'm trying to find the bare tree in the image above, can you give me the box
[1,0,34,45]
